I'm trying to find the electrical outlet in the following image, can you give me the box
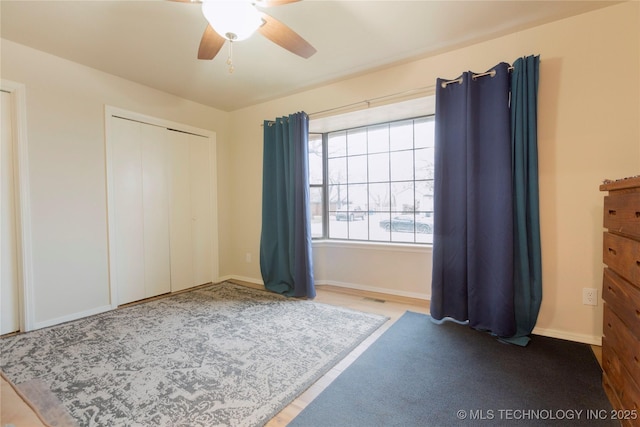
[245,252,252,263]
[583,288,597,306]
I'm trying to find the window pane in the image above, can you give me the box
[372,211,391,242]
[415,211,434,244]
[368,152,389,183]
[328,157,347,184]
[414,147,434,180]
[390,120,413,151]
[329,216,348,239]
[414,117,435,148]
[348,184,368,212]
[349,221,369,240]
[328,184,347,210]
[347,128,367,155]
[415,180,434,213]
[390,212,416,243]
[391,182,415,212]
[328,131,346,158]
[348,155,367,184]
[369,182,390,211]
[309,186,323,238]
[368,124,389,154]
[390,150,414,182]
[308,134,323,185]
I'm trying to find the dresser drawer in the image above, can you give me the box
[604,193,640,238]
[603,268,640,339]
[602,341,640,414]
[603,304,640,387]
[603,371,638,427]
[603,232,640,288]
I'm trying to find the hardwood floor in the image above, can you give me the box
[1,373,46,427]
[1,282,601,427]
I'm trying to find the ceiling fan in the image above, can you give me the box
[173,0,316,65]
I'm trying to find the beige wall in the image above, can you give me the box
[226,2,640,344]
[1,40,231,327]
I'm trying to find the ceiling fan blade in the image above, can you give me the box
[255,0,300,6]
[198,24,226,60]
[258,13,316,59]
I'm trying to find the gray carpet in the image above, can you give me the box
[290,311,617,426]
[1,282,388,427]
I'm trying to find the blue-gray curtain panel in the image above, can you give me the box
[431,62,515,338]
[431,56,542,345]
[260,112,316,298]
[509,55,542,346]
[431,57,541,344]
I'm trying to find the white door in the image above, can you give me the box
[189,135,213,286]
[140,125,171,298]
[168,132,194,292]
[168,131,213,292]
[1,90,20,334]
[110,118,171,305]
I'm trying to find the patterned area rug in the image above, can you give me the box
[1,282,388,426]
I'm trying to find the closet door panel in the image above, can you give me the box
[189,136,213,286]
[1,90,20,334]
[168,132,195,292]
[111,119,145,305]
[141,125,171,297]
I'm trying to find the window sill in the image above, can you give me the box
[312,239,432,254]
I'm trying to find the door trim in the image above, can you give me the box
[1,79,35,332]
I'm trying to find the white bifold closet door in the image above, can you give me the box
[168,131,213,292]
[110,118,171,305]
[1,90,20,334]
[109,117,213,305]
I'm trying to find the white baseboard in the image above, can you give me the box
[532,326,602,346]
[217,275,264,286]
[316,279,430,301]
[221,275,430,301]
[33,304,113,331]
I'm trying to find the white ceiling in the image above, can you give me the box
[1,0,621,112]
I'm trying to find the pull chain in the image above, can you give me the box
[226,41,235,74]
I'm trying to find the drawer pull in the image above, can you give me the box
[608,285,616,295]
[636,211,640,218]
[608,209,617,215]
[636,309,640,318]
[608,248,617,255]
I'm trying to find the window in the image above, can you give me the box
[308,133,324,238]
[309,115,435,244]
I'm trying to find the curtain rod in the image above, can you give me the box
[440,65,514,88]
[307,84,436,118]
[262,84,435,126]
[308,64,514,117]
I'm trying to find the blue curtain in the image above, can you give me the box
[509,56,542,345]
[260,112,316,298]
[431,56,541,345]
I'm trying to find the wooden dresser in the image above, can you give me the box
[601,176,640,424]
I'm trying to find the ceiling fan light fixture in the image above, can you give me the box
[201,1,263,41]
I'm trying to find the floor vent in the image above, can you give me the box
[363,297,386,303]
